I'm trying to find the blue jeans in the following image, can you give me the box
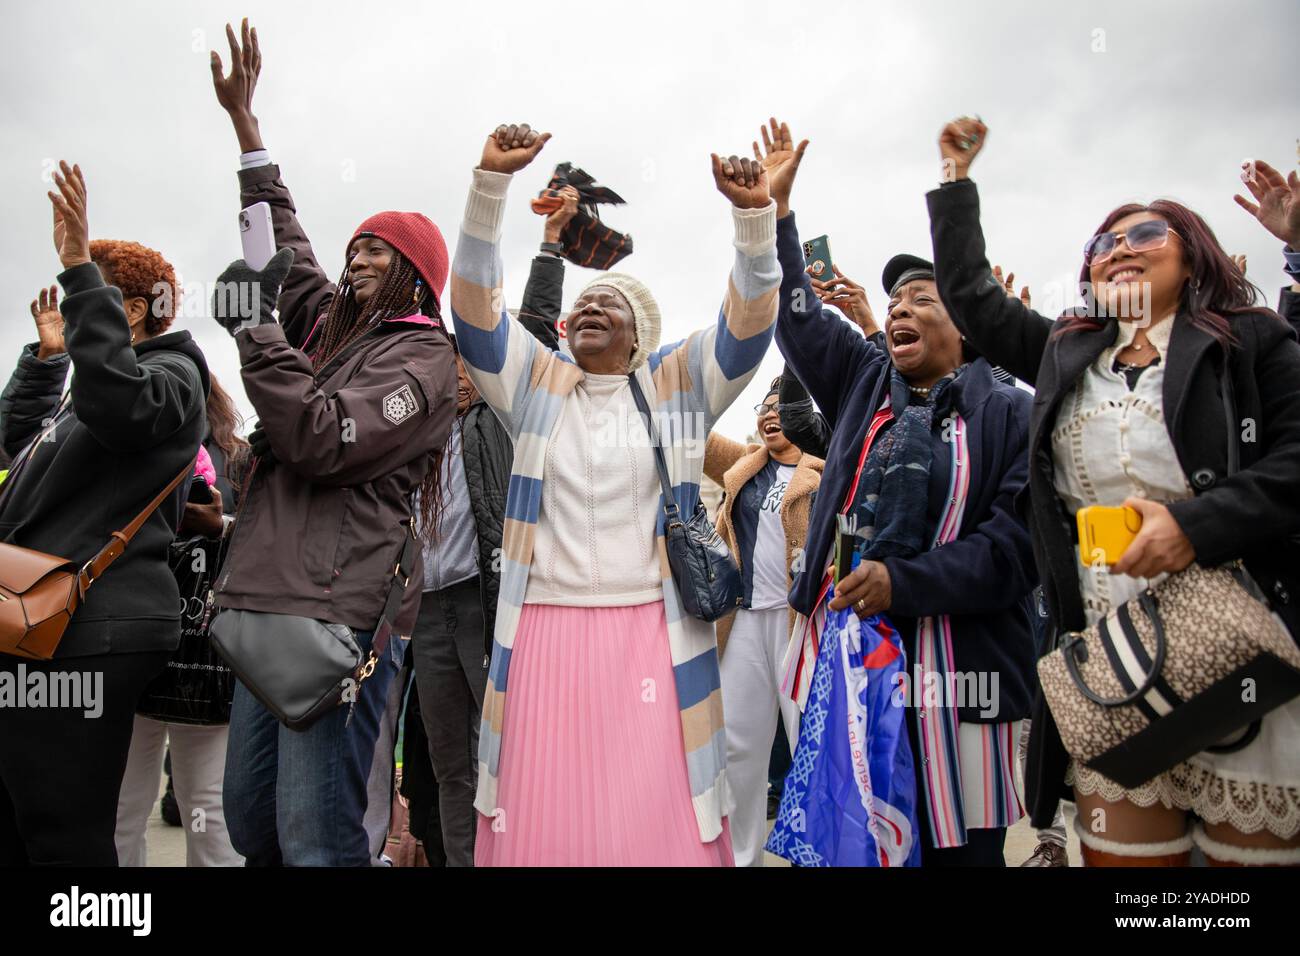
[222,626,401,866]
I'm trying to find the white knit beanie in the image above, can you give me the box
[577,272,661,372]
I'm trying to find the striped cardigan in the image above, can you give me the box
[450,168,780,842]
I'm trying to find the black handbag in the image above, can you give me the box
[210,522,417,731]
[627,375,742,623]
[136,534,237,725]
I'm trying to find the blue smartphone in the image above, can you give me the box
[803,234,833,281]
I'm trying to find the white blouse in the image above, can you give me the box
[1049,316,1189,622]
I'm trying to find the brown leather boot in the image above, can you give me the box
[1080,844,1190,867]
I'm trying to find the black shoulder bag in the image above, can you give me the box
[210,521,418,731]
[627,374,742,623]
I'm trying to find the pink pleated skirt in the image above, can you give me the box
[474,600,734,867]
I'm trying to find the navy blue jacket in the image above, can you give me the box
[775,211,1038,722]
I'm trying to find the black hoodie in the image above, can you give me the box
[0,262,210,658]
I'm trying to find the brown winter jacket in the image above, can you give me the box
[214,164,456,634]
[703,433,823,658]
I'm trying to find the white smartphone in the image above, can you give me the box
[238,202,276,271]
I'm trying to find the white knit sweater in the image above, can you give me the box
[523,372,664,607]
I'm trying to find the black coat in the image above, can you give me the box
[0,262,210,658]
[459,399,510,658]
[927,179,1300,825]
[778,360,840,461]
[453,251,566,658]
[1280,286,1300,331]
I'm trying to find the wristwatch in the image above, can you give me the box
[539,241,564,258]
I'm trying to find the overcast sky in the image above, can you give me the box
[2,0,1296,443]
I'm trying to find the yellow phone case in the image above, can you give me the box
[1076,505,1143,567]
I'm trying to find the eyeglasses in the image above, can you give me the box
[754,401,780,416]
[1083,220,1176,267]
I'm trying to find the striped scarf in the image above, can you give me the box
[850,368,958,561]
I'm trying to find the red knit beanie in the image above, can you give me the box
[349,211,449,311]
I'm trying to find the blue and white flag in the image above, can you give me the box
[766,607,921,867]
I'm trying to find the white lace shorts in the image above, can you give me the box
[1067,695,1300,839]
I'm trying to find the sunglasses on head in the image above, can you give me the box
[1083,219,1176,267]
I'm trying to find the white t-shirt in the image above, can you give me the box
[749,463,795,610]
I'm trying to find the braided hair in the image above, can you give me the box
[312,248,448,541]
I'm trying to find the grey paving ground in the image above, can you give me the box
[762,802,1081,866]
[140,783,1081,867]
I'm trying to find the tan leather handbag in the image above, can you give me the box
[0,461,192,660]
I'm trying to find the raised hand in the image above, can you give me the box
[938,115,987,182]
[543,185,581,244]
[753,117,808,217]
[479,124,552,175]
[209,18,265,152]
[1235,159,1300,248]
[212,247,295,336]
[48,161,90,270]
[992,264,1031,307]
[31,285,64,359]
[711,153,770,210]
[810,265,878,335]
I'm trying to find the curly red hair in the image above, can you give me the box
[89,239,180,336]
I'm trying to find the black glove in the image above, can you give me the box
[211,248,295,337]
[248,420,277,467]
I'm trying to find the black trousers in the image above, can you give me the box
[410,577,487,867]
[0,650,170,866]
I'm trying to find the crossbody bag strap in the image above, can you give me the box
[627,374,680,522]
[367,519,420,664]
[0,395,72,512]
[78,457,196,597]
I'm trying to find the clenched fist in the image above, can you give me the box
[480,123,552,175]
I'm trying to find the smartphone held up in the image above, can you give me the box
[239,202,276,271]
[803,234,833,281]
